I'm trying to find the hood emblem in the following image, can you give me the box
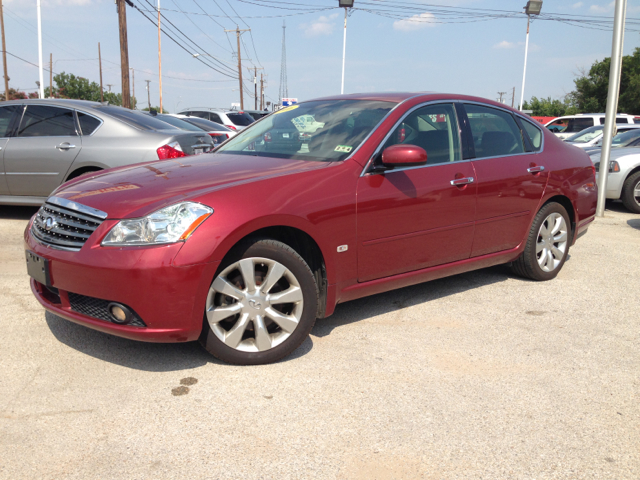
[44,216,57,231]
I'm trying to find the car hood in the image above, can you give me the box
[52,153,331,219]
[590,146,640,162]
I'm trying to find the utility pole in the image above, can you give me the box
[98,42,104,102]
[225,26,250,109]
[157,0,163,113]
[249,66,263,110]
[49,53,52,98]
[0,0,8,101]
[519,1,543,110]
[511,86,515,108]
[497,91,507,104]
[260,73,264,110]
[116,0,131,108]
[130,67,135,109]
[145,79,151,110]
[36,0,44,98]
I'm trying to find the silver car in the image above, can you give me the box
[178,107,254,132]
[0,99,214,206]
[590,146,640,213]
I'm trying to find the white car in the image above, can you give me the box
[565,124,640,149]
[590,147,640,213]
[178,108,255,132]
[545,113,638,140]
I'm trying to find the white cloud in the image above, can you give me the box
[494,40,516,49]
[300,13,339,37]
[572,2,584,8]
[393,12,437,32]
[589,2,614,13]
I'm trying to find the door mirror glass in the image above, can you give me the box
[381,144,427,168]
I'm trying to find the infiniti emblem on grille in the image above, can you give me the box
[249,299,262,310]
[44,216,57,231]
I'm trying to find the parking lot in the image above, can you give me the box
[0,203,638,479]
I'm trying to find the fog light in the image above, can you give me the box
[108,303,132,324]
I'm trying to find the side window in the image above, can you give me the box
[77,112,102,135]
[465,104,525,159]
[0,105,19,137]
[188,111,209,120]
[210,113,223,124]
[565,117,593,133]
[18,105,77,137]
[383,103,461,165]
[520,118,543,151]
[601,117,632,125]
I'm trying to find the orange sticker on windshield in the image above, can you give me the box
[274,105,299,115]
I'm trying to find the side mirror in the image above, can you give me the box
[381,144,427,168]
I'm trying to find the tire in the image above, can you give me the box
[199,238,319,365]
[621,171,640,214]
[511,202,571,281]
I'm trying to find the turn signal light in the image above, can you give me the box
[157,142,187,160]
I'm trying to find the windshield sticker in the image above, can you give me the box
[334,145,353,153]
[274,105,299,115]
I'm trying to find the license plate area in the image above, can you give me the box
[26,251,51,287]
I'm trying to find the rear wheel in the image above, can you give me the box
[621,171,640,214]
[199,239,319,365]
[511,202,571,281]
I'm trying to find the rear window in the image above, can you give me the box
[183,116,231,132]
[599,117,633,125]
[156,114,204,132]
[96,106,180,131]
[227,112,255,126]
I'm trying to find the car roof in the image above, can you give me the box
[0,98,105,109]
[180,107,236,114]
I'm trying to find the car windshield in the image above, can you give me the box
[94,106,181,131]
[566,125,603,143]
[182,116,232,132]
[227,112,255,126]
[612,128,640,146]
[216,100,396,162]
[155,114,204,132]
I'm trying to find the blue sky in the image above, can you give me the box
[3,0,640,112]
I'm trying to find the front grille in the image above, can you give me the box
[32,199,105,251]
[68,292,146,327]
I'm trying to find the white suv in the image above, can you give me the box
[178,108,255,132]
[544,113,638,140]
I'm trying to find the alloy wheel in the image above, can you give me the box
[205,257,304,352]
[536,212,568,273]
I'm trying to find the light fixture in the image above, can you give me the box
[524,0,543,15]
[339,0,354,8]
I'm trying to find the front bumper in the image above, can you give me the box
[595,172,624,199]
[25,221,220,343]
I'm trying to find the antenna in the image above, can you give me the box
[279,20,288,105]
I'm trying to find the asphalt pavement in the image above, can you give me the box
[1,203,638,479]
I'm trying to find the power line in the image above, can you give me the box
[169,0,232,53]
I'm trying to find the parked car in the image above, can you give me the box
[583,128,640,155]
[589,146,640,213]
[26,92,597,365]
[240,109,270,121]
[0,100,215,206]
[168,114,237,145]
[564,124,640,149]
[544,113,637,140]
[178,107,254,131]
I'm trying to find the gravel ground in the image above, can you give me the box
[0,203,638,479]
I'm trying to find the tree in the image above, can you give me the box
[47,71,136,108]
[522,96,578,117]
[0,88,38,101]
[571,47,640,114]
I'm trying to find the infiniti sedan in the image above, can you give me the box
[25,92,597,365]
[0,99,214,206]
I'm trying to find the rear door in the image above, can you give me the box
[5,105,81,197]
[0,105,21,196]
[462,103,548,257]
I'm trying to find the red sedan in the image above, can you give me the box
[25,93,597,365]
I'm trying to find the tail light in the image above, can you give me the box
[157,141,186,159]
[264,132,272,142]
[226,125,237,131]
[208,132,229,144]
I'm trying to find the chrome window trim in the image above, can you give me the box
[360,99,464,176]
[75,109,104,136]
[47,195,108,219]
[16,104,80,138]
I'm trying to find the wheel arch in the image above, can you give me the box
[64,164,105,182]
[542,194,576,234]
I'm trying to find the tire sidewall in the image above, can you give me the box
[622,172,640,214]
[526,202,571,281]
[200,239,319,365]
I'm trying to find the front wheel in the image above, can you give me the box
[511,202,571,281]
[199,239,319,365]
[621,171,640,214]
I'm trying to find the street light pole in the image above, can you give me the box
[596,0,628,217]
[518,1,543,111]
[339,0,353,95]
[36,0,44,99]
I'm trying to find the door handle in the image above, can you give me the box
[56,143,76,151]
[527,165,545,173]
[450,176,474,186]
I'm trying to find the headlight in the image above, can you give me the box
[594,160,620,173]
[102,202,213,246]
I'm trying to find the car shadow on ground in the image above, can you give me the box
[628,219,640,230]
[0,205,39,220]
[45,265,512,371]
